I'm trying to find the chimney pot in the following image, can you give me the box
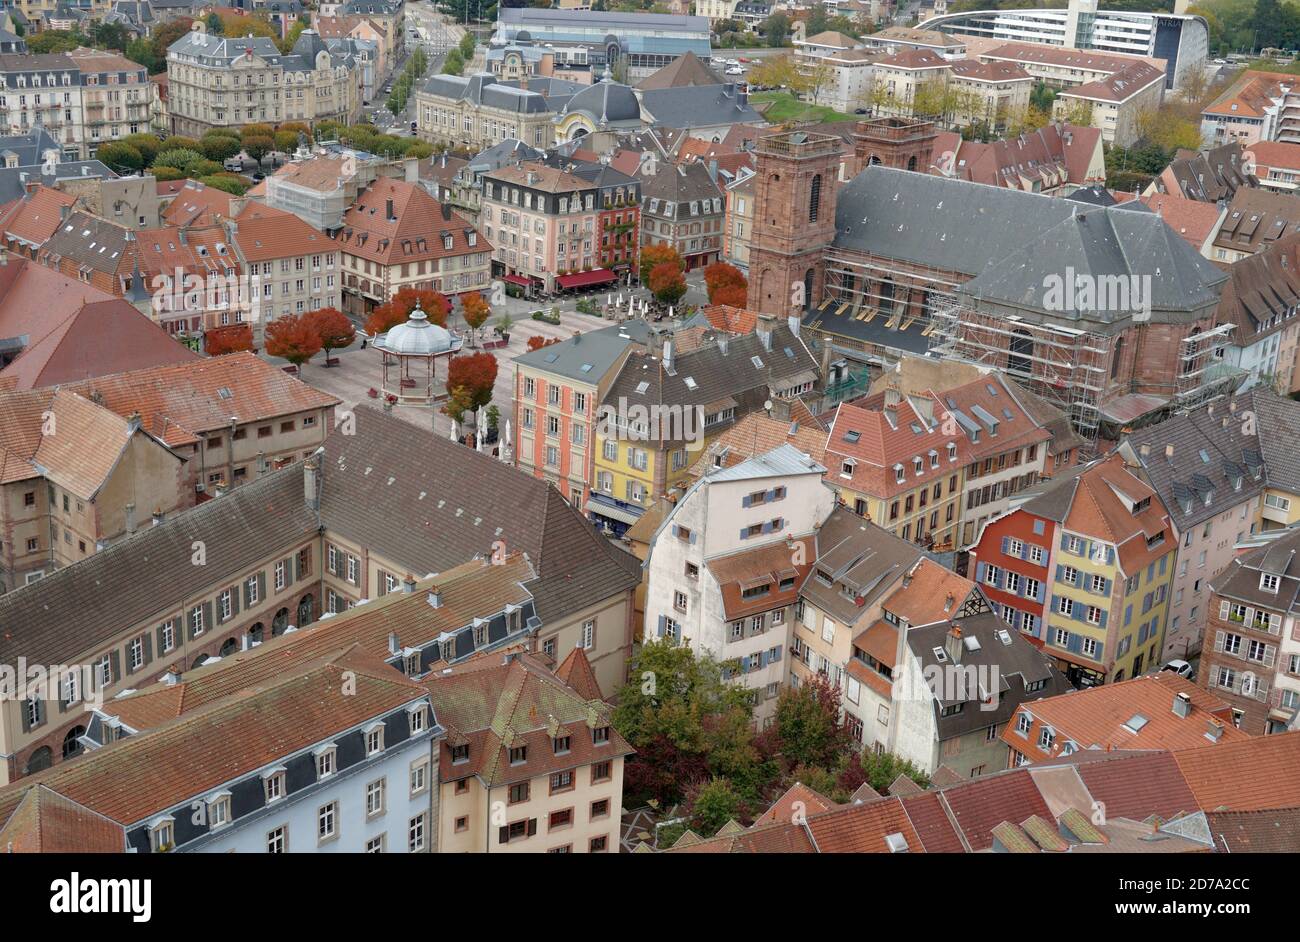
[1173,691,1192,718]
[403,573,416,594]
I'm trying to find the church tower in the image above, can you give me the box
[746,130,844,318]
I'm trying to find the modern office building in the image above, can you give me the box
[920,0,1208,91]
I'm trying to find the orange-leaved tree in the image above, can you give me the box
[460,290,490,345]
[710,282,749,308]
[638,242,683,284]
[307,306,356,363]
[704,262,747,304]
[442,351,498,422]
[526,335,560,352]
[364,287,451,336]
[264,313,322,369]
[204,323,253,355]
[648,262,687,307]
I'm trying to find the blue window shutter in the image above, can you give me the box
[766,489,778,502]
[976,562,987,584]
[742,494,752,508]
[1001,536,1010,555]
[761,521,773,534]
[1060,532,1070,550]
[689,531,697,545]
[1124,604,1132,626]
[1020,543,1031,561]
[741,655,751,672]
[1068,633,1082,654]
[657,615,666,638]
[772,645,782,662]
[1011,610,1021,629]
[760,651,769,667]
[740,528,748,540]
[1051,594,1059,614]
[1055,565,1063,583]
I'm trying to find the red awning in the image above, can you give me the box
[556,269,617,289]
[502,274,532,287]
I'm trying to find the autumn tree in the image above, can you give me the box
[526,335,560,352]
[460,291,490,345]
[770,674,855,772]
[704,262,747,304]
[364,288,451,336]
[648,262,687,307]
[203,323,253,355]
[264,313,322,369]
[638,243,683,284]
[242,135,275,165]
[307,306,356,364]
[711,282,749,308]
[441,351,498,422]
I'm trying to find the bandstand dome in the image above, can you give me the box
[378,308,454,355]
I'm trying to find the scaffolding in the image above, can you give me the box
[928,304,1112,447]
[1175,323,1240,408]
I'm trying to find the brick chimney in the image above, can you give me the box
[944,622,964,663]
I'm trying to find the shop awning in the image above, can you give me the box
[557,269,617,289]
[502,274,532,287]
[585,499,641,526]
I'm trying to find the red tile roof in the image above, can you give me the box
[0,298,200,390]
[0,185,76,249]
[235,203,333,262]
[334,177,489,268]
[939,768,1055,850]
[1074,751,1201,821]
[1173,729,1300,812]
[824,394,972,499]
[756,781,838,826]
[806,796,924,852]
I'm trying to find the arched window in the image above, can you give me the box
[219,637,238,658]
[1008,329,1033,377]
[907,155,918,172]
[247,623,264,645]
[272,607,289,636]
[297,595,315,627]
[25,746,52,775]
[191,654,209,670]
[868,154,881,166]
[62,726,85,760]
[1111,336,1124,379]
[809,174,822,222]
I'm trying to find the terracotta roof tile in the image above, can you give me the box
[1173,729,1300,812]
[805,797,923,852]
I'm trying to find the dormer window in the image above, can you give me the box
[929,450,939,469]
[947,442,957,461]
[913,457,923,475]
[593,725,610,745]
[451,743,470,764]
[409,704,428,733]
[842,460,856,478]
[405,653,420,677]
[894,464,905,484]
[553,735,571,755]
[263,769,286,803]
[509,745,528,765]
[149,818,175,852]
[315,745,337,778]
[206,793,232,829]
[1038,727,1055,751]
[365,724,385,756]
[1261,572,1281,593]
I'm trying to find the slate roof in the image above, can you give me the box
[603,324,817,445]
[318,406,640,623]
[1209,524,1300,615]
[0,465,317,668]
[421,72,551,115]
[834,167,1226,325]
[800,506,924,627]
[1214,221,1300,346]
[1214,186,1300,256]
[1159,142,1254,202]
[513,320,648,383]
[636,49,724,90]
[1122,394,1273,533]
[640,84,763,130]
[906,611,1071,740]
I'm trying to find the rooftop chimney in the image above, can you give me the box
[303,452,321,510]
[1173,691,1192,718]
[756,314,775,352]
[427,588,442,608]
[403,573,416,594]
[787,314,801,336]
[663,339,674,373]
[126,410,142,434]
[944,622,964,663]
[1206,719,1224,742]
[125,502,136,534]
[151,507,164,527]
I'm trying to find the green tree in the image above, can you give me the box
[28,30,83,54]
[772,673,854,771]
[126,37,162,73]
[443,48,465,76]
[153,148,209,175]
[123,133,162,166]
[197,174,249,195]
[760,12,791,46]
[205,12,223,34]
[96,142,144,174]
[839,749,930,795]
[458,32,476,59]
[686,777,745,836]
[241,135,275,164]
[89,21,130,52]
[200,134,241,162]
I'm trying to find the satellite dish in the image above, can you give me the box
[764,400,773,412]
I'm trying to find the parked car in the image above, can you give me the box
[1161,659,1195,680]
[725,66,744,75]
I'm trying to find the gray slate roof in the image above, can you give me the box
[905,611,1073,740]
[640,84,762,130]
[1210,525,1300,614]
[319,406,640,622]
[835,167,1226,325]
[559,79,642,127]
[422,73,552,115]
[800,506,924,627]
[0,467,317,667]
[513,321,649,383]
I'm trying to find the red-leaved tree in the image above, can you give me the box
[307,306,356,364]
[441,351,498,422]
[648,261,687,306]
[704,261,747,304]
[365,287,451,336]
[526,335,560,352]
[710,282,749,308]
[204,323,253,355]
[264,313,322,369]
[460,290,490,345]
[638,242,684,284]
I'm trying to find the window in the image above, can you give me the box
[1262,573,1281,593]
[593,725,610,745]
[208,795,231,829]
[366,779,386,818]
[509,745,528,765]
[365,835,386,853]
[366,726,384,755]
[409,813,427,852]
[553,735,572,755]
[149,820,174,852]
[264,771,285,803]
[1057,597,1074,617]
[580,620,595,650]
[509,782,530,804]
[549,808,573,831]
[317,748,336,779]
[550,770,574,794]
[267,825,287,853]
[1016,713,1031,736]
[410,760,429,796]
[1062,566,1078,586]
[591,760,612,783]
[128,636,144,671]
[590,835,609,852]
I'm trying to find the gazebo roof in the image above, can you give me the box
[374,308,462,357]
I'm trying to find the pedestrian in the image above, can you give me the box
[361,337,368,350]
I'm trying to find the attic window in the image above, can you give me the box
[451,743,469,764]
[684,376,698,389]
[843,430,860,443]
[933,647,948,662]
[1261,572,1280,593]
[508,745,528,765]
[635,381,649,395]
[217,387,233,399]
